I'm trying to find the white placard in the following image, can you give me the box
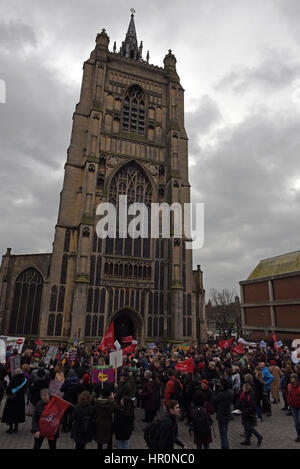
[114,340,121,351]
[1,336,25,354]
[0,338,6,364]
[109,350,123,368]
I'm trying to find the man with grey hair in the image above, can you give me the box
[32,389,59,449]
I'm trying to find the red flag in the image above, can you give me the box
[99,323,115,354]
[122,343,137,355]
[121,336,133,344]
[39,395,70,440]
[233,343,243,355]
[35,340,43,346]
[175,357,195,374]
[218,338,234,350]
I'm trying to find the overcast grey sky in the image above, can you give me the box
[1,0,300,298]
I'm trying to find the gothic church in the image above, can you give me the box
[0,13,207,346]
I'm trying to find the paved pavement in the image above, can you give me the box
[0,394,299,449]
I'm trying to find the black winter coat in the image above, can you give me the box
[1,373,26,424]
[70,404,96,444]
[212,389,233,423]
[60,377,84,405]
[113,405,135,441]
[94,398,118,444]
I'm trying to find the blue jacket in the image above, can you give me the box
[261,366,274,391]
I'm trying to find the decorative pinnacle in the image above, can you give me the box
[130,8,136,15]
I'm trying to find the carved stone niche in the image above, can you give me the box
[173,180,180,188]
[107,155,118,168]
[88,164,96,173]
[148,164,158,177]
[113,111,121,121]
[174,238,181,246]
[159,166,165,176]
[82,227,91,237]
[158,184,165,194]
[148,119,155,129]
[97,173,105,187]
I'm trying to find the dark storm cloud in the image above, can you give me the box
[0,18,77,255]
[189,109,300,293]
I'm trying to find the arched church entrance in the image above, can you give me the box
[110,308,143,345]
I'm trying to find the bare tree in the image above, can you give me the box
[206,288,242,338]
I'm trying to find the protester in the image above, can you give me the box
[286,373,300,442]
[269,360,282,404]
[139,370,156,423]
[258,362,274,416]
[113,396,135,449]
[212,378,233,449]
[239,383,263,447]
[32,389,59,449]
[94,384,118,449]
[1,368,27,433]
[60,369,84,432]
[190,393,213,449]
[70,391,96,449]
[158,400,187,450]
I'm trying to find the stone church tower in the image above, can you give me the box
[0,13,207,346]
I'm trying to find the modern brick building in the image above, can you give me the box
[240,250,300,341]
[0,12,207,346]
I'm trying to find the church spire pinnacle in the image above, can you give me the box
[120,8,143,61]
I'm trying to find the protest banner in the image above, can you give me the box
[39,395,70,440]
[92,367,115,384]
[44,346,58,366]
[218,338,234,350]
[171,341,192,353]
[99,323,115,354]
[109,350,123,369]
[175,357,195,374]
[1,336,25,354]
[10,355,21,376]
[121,336,133,344]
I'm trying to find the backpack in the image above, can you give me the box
[172,379,183,403]
[144,419,162,449]
[191,406,212,438]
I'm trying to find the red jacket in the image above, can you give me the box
[163,377,183,406]
[286,382,300,409]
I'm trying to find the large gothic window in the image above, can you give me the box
[122,85,146,134]
[9,268,44,336]
[105,161,152,258]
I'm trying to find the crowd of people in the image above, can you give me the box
[0,339,300,450]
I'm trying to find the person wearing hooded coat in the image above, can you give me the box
[1,368,27,433]
[93,384,118,449]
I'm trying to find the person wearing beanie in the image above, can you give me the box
[81,373,92,393]
[269,360,282,404]
[61,369,84,432]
